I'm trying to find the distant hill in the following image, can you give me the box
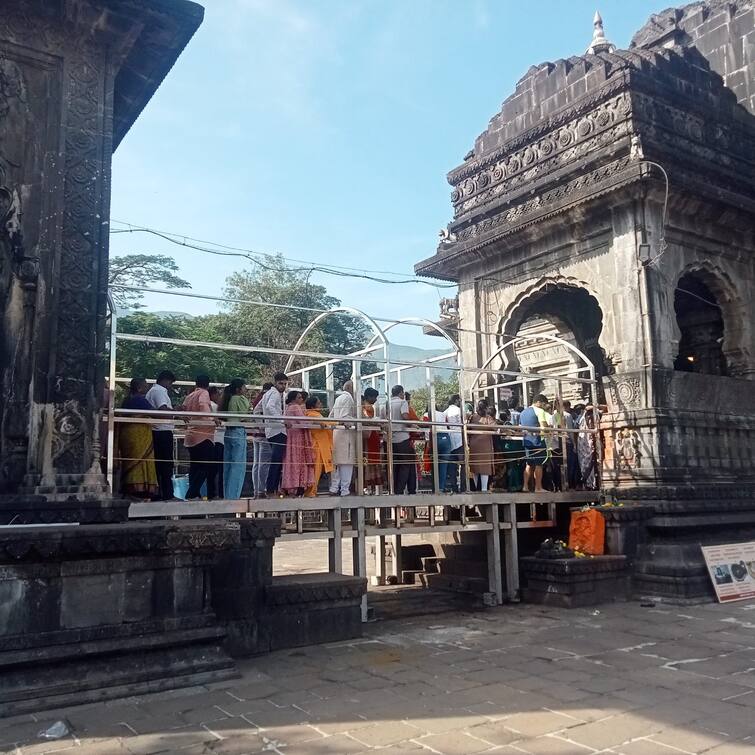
[378,344,457,390]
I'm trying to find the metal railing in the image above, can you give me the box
[129,490,601,619]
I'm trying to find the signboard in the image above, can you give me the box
[702,542,755,603]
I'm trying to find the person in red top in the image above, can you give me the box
[181,374,215,499]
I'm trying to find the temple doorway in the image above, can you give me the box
[497,284,607,406]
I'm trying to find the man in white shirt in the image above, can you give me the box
[145,370,176,500]
[329,380,356,496]
[444,394,466,493]
[261,371,288,495]
[388,385,416,495]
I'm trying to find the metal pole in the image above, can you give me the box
[325,369,334,413]
[427,366,439,495]
[557,378,568,493]
[106,293,117,491]
[385,341,394,495]
[353,359,364,496]
[589,364,603,490]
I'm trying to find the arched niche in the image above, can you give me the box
[671,264,751,379]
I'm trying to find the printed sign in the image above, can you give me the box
[702,542,755,603]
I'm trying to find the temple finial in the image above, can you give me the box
[586,10,616,54]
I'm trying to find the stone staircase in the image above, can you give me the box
[401,533,491,598]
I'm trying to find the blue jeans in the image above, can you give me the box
[436,433,452,492]
[446,445,467,493]
[223,427,247,499]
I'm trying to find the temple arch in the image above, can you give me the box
[494,279,608,404]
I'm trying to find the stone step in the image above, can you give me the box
[422,572,489,595]
[368,584,480,620]
[438,543,485,562]
[401,569,423,584]
[437,558,488,579]
[420,556,441,574]
[0,634,238,717]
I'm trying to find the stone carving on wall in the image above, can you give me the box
[51,40,108,475]
[607,377,643,411]
[614,428,642,470]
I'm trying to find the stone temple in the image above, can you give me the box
[416,2,755,599]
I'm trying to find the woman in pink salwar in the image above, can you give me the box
[282,390,315,496]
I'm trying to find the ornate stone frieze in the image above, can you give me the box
[451,92,632,218]
[449,77,630,184]
[452,155,635,247]
[0,521,241,563]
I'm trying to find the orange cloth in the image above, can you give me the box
[568,509,605,555]
[304,409,333,497]
[407,405,423,442]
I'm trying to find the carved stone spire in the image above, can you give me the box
[586,10,616,54]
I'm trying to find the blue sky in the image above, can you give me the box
[110,0,662,342]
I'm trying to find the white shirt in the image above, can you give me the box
[261,386,286,438]
[445,404,463,450]
[145,383,173,432]
[388,396,410,444]
[432,409,446,440]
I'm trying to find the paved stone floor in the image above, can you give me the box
[5,599,755,755]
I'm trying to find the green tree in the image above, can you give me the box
[115,312,259,398]
[407,374,460,414]
[222,255,375,387]
[113,255,377,398]
[109,254,190,309]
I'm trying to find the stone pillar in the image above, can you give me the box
[0,0,204,508]
[0,5,113,499]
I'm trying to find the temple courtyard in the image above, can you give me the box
[4,598,755,755]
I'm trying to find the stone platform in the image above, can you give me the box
[0,518,367,718]
[4,599,755,754]
[521,555,630,608]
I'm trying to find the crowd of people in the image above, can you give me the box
[117,371,601,502]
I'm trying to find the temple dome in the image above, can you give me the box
[454,43,737,178]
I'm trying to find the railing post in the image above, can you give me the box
[353,359,364,496]
[486,503,503,605]
[427,366,440,495]
[351,506,368,620]
[328,507,342,574]
[502,502,520,602]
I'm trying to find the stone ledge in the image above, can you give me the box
[0,495,130,525]
[267,573,367,606]
[594,505,654,523]
[0,521,241,561]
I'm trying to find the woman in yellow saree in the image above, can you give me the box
[119,378,159,500]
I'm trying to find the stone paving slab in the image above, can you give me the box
[5,600,755,754]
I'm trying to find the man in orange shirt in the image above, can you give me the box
[182,374,215,499]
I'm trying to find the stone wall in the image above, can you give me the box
[632,0,755,115]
